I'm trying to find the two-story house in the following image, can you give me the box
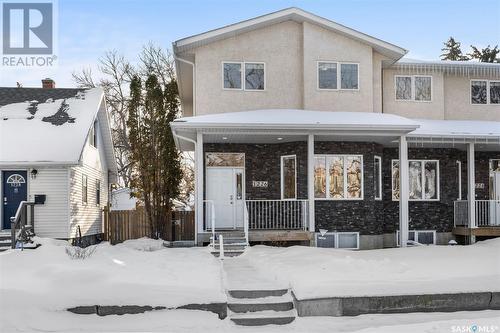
[0,80,117,248]
[171,7,500,250]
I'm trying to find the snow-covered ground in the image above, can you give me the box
[243,238,500,300]
[1,237,500,332]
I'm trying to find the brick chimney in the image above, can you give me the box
[42,78,55,89]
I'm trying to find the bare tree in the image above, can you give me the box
[72,44,194,206]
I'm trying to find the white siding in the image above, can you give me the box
[0,167,70,238]
[69,121,109,237]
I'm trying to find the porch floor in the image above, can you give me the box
[198,230,312,244]
[453,226,500,237]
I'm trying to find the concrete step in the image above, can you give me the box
[210,237,246,244]
[212,243,247,250]
[228,300,294,313]
[230,309,296,326]
[211,250,245,257]
[229,289,289,299]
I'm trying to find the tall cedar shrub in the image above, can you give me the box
[127,74,182,239]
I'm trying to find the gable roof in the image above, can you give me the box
[0,87,117,173]
[173,7,407,60]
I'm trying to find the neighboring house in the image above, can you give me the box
[111,188,137,211]
[0,80,117,243]
[171,7,500,250]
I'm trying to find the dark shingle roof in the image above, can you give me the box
[0,87,85,107]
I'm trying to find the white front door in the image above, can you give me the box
[206,167,244,230]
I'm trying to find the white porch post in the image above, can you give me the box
[467,142,476,243]
[399,135,409,248]
[307,134,315,234]
[195,131,204,242]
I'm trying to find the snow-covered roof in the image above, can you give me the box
[173,7,407,60]
[172,109,418,131]
[409,119,500,140]
[394,58,500,77]
[0,87,116,167]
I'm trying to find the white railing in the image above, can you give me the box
[245,199,308,230]
[203,200,215,242]
[454,200,500,227]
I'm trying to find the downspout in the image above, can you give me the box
[174,54,196,116]
[172,129,198,245]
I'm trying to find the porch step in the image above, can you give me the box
[228,289,296,326]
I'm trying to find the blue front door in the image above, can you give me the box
[2,171,28,229]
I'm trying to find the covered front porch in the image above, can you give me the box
[171,109,419,248]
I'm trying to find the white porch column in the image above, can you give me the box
[399,135,409,248]
[195,131,204,240]
[307,134,315,233]
[467,143,476,243]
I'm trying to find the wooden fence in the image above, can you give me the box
[103,207,195,245]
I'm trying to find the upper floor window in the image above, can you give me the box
[318,62,359,90]
[395,75,432,102]
[223,62,265,90]
[471,80,500,104]
[89,120,97,148]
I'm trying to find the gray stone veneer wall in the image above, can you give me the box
[203,142,498,247]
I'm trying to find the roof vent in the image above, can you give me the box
[42,78,55,89]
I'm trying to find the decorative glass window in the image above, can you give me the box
[314,157,326,198]
[374,156,382,200]
[6,174,26,187]
[318,62,358,90]
[82,175,88,204]
[236,172,243,200]
[490,81,500,104]
[316,232,359,249]
[206,153,244,167]
[471,80,487,104]
[245,63,265,90]
[281,155,297,200]
[314,155,363,200]
[318,62,337,89]
[392,160,439,201]
[223,62,242,89]
[395,75,432,101]
[96,179,101,206]
[340,63,359,89]
[396,230,436,246]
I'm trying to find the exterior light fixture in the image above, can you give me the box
[277,137,283,141]
[222,136,228,140]
[30,169,38,179]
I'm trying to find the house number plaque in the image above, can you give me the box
[252,181,268,188]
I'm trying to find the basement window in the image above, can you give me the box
[396,230,436,246]
[316,232,359,249]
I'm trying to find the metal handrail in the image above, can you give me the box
[454,200,500,227]
[244,199,309,230]
[203,200,215,244]
[10,201,35,249]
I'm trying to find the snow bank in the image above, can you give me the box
[243,239,500,300]
[0,238,225,313]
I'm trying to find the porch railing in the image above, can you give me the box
[245,200,308,230]
[10,201,36,249]
[454,200,500,227]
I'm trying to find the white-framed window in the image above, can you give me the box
[314,155,363,200]
[222,61,265,91]
[374,156,382,200]
[82,174,88,204]
[318,61,359,90]
[395,75,432,102]
[96,179,101,206]
[396,230,436,246]
[89,121,97,147]
[281,155,297,200]
[471,80,500,104]
[392,159,440,201]
[316,232,360,249]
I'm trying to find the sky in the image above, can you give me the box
[1,0,499,88]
